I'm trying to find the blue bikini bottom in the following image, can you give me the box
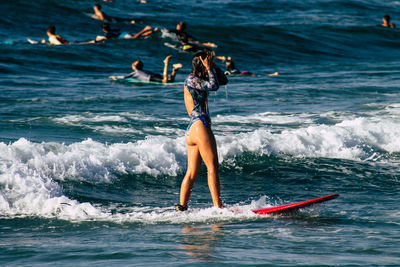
[185,114,211,136]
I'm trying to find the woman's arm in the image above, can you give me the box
[199,53,219,91]
[213,65,228,86]
[202,69,219,91]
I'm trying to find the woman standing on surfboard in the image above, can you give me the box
[177,51,227,211]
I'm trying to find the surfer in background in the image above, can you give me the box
[93,3,136,24]
[96,23,158,42]
[41,26,68,45]
[109,55,183,83]
[94,4,111,22]
[164,22,217,52]
[382,14,396,28]
[216,56,278,77]
[177,50,228,211]
[216,56,254,76]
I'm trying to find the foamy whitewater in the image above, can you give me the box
[1,107,399,222]
[1,0,400,265]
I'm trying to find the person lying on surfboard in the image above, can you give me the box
[216,56,279,77]
[41,26,68,45]
[176,50,228,211]
[164,22,217,52]
[32,25,95,45]
[109,55,183,83]
[216,56,255,76]
[93,3,136,24]
[95,23,158,42]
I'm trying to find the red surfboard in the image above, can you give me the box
[252,194,339,215]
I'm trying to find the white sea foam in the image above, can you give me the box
[214,111,315,126]
[1,108,400,221]
[52,112,187,136]
[91,125,143,135]
[219,115,400,160]
[53,113,129,124]
[0,137,188,220]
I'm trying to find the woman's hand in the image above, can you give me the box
[199,52,214,70]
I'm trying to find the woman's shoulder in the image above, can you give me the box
[185,74,199,86]
[186,74,196,80]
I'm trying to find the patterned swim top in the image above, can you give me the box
[184,69,219,119]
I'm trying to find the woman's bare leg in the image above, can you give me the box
[141,27,158,37]
[180,138,202,207]
[162,55,172,83]
[187,120,223,208]
[131,25,152,39]
[168,63,183,82]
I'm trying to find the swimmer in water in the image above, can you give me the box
[165,22,217,52]
[382,14,396,28]
[93,3,136,24]
[216,56,278,77]
[95,24,158,42]
[109,55,183,83]
[176,50,228,211]
[41,25,68,45]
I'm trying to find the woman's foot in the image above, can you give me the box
[163,55,172,64]
[176,204,188,211]
[268,72,279,76]
[143,25,152,31]
[173,63,183,70]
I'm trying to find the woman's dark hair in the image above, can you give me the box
[191,51,208,80]
[133,60,144,70]
[383,14,391,22]
[47,25,56,34]
[226,58,236,71]
[178,21,187,31]
[102,23,111,31]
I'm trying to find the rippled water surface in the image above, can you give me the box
[1,0,400,266]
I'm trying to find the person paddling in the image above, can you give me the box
[109,55,182,83]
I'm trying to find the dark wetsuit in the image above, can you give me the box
[123,70,163,82]
[185,68,227,135]
[105,29,121,39]
[168,29,196,44]
[168,29,204,53]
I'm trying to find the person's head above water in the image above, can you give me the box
[192,50,213,80]
[176,21,187,32]
[132,60,144,71]
[102,23,111,32]
[47,25,56,36]
[94,3,102,11]
[382,14,396,28]
[383,14,391,23]
[225,57,236,70]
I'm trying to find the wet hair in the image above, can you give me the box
[133,60,143,70]
[47,25,56,34]
[180,32,189,44]
[383,14,391,22]
[102,23,111,32]
[226,57,236,71]
[178,21,187,31]
[94,3,102,10]
[191,51,208,80]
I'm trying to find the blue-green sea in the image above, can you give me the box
[1,0,400,266]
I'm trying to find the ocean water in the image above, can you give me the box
[1,0,400,265]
